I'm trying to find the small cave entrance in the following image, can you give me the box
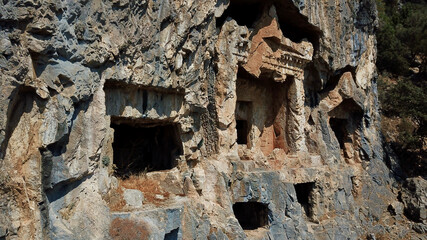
[328,99,363,159]
[164,228,179,240]
[216,0,321,50]
[111,118,183,177]
[233,202,270,230]
[329,118,348,150]
[236,120,249,145]
[216,0,263,29]
[235,100,252,146]
[294,182,315,218]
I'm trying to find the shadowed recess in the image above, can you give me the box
[233,202,269,230]
[217,0,321,49]
[164,228,179,240]
[294,182,315,218]
[111,119,183,177]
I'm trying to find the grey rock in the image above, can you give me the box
[412,223,427,234]
[123,189,144,208]
[0,0,423,239]
[0,37,12,56]
[402,178,427,222]
[0,225,6,237]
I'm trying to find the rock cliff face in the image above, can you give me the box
[0,0,425,239]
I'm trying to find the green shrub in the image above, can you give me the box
[376,0,427,75]
[102,156,110,167]
[376,0,427,177]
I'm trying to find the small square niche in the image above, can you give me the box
[233,202,270,230]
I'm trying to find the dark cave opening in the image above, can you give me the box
[328,99,363,152]
[235,100,252,146]
[233,202,269,230]
[329,118,348,150]
[164,228,179,240]
[236,120,249,145]
[111,119,183,177]
[216,0,321,50]
[294,182,315,217]
[216,0,263,29]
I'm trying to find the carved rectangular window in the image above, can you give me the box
[111,119,182,177]
[233,202,269,230]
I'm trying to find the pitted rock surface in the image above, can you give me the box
[0,0,425,239]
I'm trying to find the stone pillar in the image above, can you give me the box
[287,76,307,153]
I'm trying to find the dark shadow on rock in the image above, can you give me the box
[0,86,39,159]
[40,96,93,189]
[45,173,92,204]
[164,228,179,240]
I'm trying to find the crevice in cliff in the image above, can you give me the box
[40,97,93,195]
[233,202,270,230]
[303,62,323,108]
[111,117,183,177]
[44,174,92,203]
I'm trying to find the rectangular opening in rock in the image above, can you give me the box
[236,67,290,155]
[235,100,252,146]
[329,118,347,150]
[111,118,183,177]
[294,182,315,217]
[233,202,269,230]
[236,120,249,145]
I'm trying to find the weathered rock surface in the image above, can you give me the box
[0,0,425,239]
[401,178,427,223]
[123,189,144,208]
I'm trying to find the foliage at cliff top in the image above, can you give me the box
[376,0,427,75]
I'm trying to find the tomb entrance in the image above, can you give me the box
[111,118,183,177]
[233,202,270,230]
[294,182,315,218]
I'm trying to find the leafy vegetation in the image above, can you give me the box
[376,0,427,176]
[376,0,427,75]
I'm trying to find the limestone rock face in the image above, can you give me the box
[0,0,425,239]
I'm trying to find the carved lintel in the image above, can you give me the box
[236,5,313,82]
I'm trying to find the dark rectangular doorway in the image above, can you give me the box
[111,121,183,177]
[294,182,315,218]
[236,120,249,145]
[233,202,269,230]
